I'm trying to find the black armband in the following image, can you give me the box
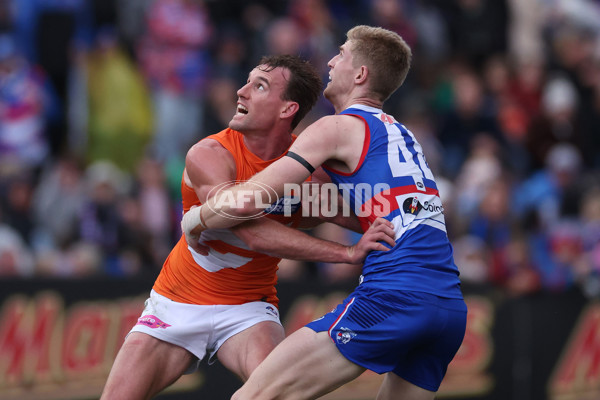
[286,151,315,174]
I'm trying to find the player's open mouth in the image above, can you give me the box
[237,104,248,115]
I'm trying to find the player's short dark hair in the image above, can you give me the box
[258,55,323,130]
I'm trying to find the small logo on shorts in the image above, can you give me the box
[265,306,278,318]
[335,327,357,344]
[136,315,171,329]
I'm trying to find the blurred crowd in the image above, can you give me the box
[0,0,600,298]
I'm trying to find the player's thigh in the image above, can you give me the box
[120,331,194,372]
[233,327,366,400]
[217,320,285,381]
[102,332,194,399]
[376,373,436,400]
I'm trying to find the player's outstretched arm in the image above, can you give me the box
[183,135,393,264]
[231,217,394,265]
[182,115,361,240]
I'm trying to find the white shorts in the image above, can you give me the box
[129,290,282,373]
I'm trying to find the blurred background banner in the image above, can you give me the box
[0,278,594,400]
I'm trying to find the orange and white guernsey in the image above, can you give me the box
[153,128,302,308]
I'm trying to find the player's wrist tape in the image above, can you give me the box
[286,151,315,174]
[182,205,207,239]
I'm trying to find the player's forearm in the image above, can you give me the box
[252,236,354,264]
[233,219,355,264]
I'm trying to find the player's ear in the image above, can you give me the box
[355,65,368,84]
[281,101,299,119]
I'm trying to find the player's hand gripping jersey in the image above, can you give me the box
[323,105,462,298]
[153,129,303,307]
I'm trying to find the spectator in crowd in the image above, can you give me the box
[137,0,213,165]
[0,170,37,248]
[482,55,531,175]
[35,241,101,277]
[0,219,35,277]
[85,29,153,172]
[114,194,159,276]
[440,0,509,70]
[202,76,240,137]
[288,0,341,79]
[263,17,307,61]
[0,34,56,174]
[451,234,490,285]
[132,156,174,268]
[468,176,517,286]
[514,143,584,230]
[11,0,93,157]
[501,232,541,296]
[453,134,504,221]
[525,75,586,171]
[78,160,131,276]
[32,155,86,249]
[368,0,417,50]
[506,56,545,128]
[527,218,581,293]
[437,67,503,178]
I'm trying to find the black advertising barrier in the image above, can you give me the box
[0,277,595,400]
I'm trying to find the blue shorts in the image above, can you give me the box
[306,286,467,391]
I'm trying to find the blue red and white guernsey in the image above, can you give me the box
[323,104,462,299]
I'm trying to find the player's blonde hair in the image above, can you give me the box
[347,25,412,101]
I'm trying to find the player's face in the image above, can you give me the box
[324,41,357,103]
[229,65,291,133]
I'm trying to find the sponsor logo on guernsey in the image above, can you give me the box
[136,315,171,329]
[423,200,444,213]
[402,197,444,215]
[336,327,357,344]
[403,197,422,215]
